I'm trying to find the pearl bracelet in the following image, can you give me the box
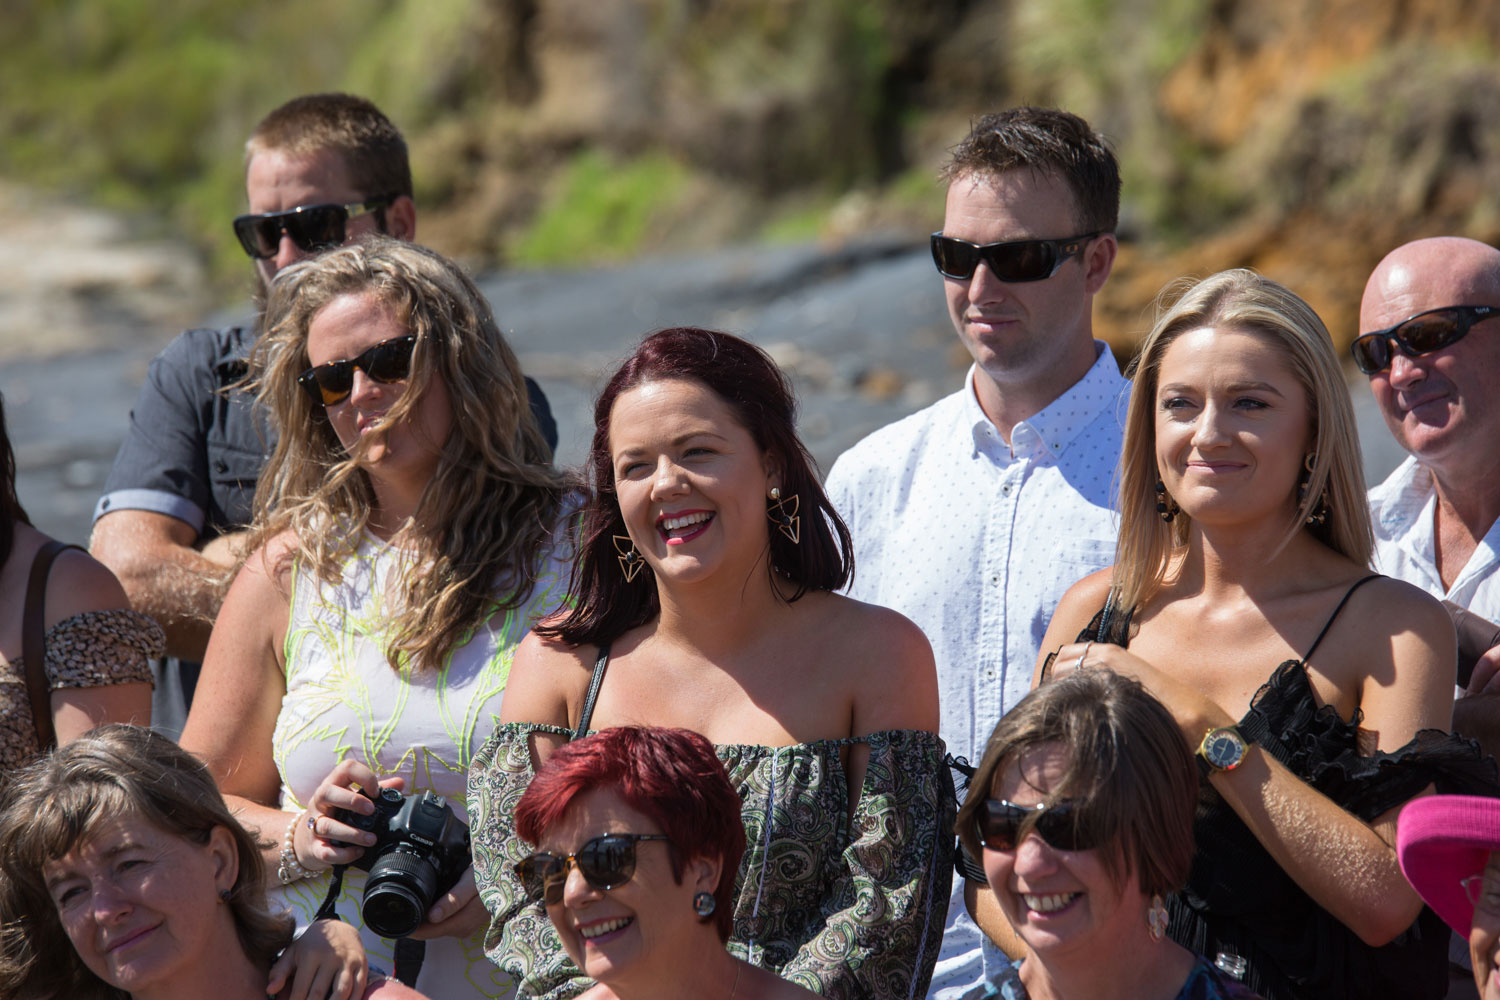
[277,810,316,885]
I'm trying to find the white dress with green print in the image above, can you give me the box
[268,531,569,1000]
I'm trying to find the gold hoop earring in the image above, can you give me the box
[613,534,645,582]
[767,488,801,544]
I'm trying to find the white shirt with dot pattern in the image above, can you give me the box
[825,342,1129,1000]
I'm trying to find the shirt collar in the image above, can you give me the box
[965,341,1126,460]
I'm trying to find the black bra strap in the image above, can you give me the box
[574,643,611,741]
[1304,574,1382,662]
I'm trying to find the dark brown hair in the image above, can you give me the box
[0,726,293,1000]
[955,670,1196,898]
[538,327,852,646]
[941,106,1120,236]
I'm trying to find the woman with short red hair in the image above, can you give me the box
[511,726,818,1000]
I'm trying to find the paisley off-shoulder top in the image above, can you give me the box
[469,722,955,1000]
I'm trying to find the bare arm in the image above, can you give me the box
[179,539,295,867]
[1055,582,1456,946]
[90,509,237,660]
[42,547,155,740]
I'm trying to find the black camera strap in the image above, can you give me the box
[393,939,427,988]
[313,862,427,988]
[314,864,348,922]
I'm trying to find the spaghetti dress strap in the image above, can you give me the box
[1302,574,1382,662]
[573,643,610,740]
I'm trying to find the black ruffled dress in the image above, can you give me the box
[1080,578,1499,1000]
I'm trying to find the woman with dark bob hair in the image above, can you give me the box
[1034,270,1497,999]
[957,670,1262,999]
[469,327,952,999]
[513,726,819,1000]
[0,724,427,1000]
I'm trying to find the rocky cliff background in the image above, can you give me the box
[4,0,1498,353]
[0,0,1489,542]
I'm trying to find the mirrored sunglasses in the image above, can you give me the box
[298,335,418,407]
[514,833,672,906]
[1350,304,1496,375]
[975,798,1094,852]
[930,232,1100,283]
[232,195,397,260]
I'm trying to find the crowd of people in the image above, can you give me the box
[2,91,1499,1000]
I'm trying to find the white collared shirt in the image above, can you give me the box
[1369,455,1500,619]
[825,342,1129,1000]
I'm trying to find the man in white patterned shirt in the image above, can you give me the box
[1357,237,1500,755]
[825,107,1127,999]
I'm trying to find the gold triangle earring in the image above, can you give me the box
[767,488,800,544]
[613,534,645,582]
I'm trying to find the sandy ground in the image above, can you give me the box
[0,184,1407,547]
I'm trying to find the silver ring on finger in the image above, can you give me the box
[1076,641,1094,671]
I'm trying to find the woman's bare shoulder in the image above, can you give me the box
[820,592,933,669]
[500,629,599,726]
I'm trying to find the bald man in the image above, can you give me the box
[1358,236,1500,749]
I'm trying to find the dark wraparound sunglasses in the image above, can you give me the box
[232,194,398,260]
[298,335,418,407]
[1351,304,1497,375]
[515,833,672,906]
[931,232,1100,283]
[975,798,1095,852]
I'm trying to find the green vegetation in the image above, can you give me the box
[511,151,692,265]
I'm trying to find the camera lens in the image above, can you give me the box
[362,848,442,938]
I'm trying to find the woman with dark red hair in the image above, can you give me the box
[468,328,952,1000]
[513,726,819,1000]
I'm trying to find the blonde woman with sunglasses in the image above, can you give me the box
[180,237,572,1000]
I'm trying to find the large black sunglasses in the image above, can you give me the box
[298,335,418,407]
[232,194,398,260]
[975,798,1094,853]
[514,833,672,906]
[931,232,1100,283]
[1351,304,1497,375]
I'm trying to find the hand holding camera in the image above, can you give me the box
[298,759,474,940]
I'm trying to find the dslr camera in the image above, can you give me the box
[334,788,471,938]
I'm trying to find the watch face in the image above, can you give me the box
[1204,730,1244,769]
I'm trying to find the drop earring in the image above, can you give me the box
[613,534,644,582]
[1154,479,1178,523]
[1297,454,1329,526]
[1147,893,1168,941]
[767,488,801,544]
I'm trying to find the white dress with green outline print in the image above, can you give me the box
[269,531,570,1000]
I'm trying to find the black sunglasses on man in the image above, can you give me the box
[1350,304,1497,375]
[232,195,398,260]
[931,232,1100,283]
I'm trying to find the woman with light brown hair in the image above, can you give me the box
[1033,269,1496,999]
[0,724,429,1000]
[180,236,571,999]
